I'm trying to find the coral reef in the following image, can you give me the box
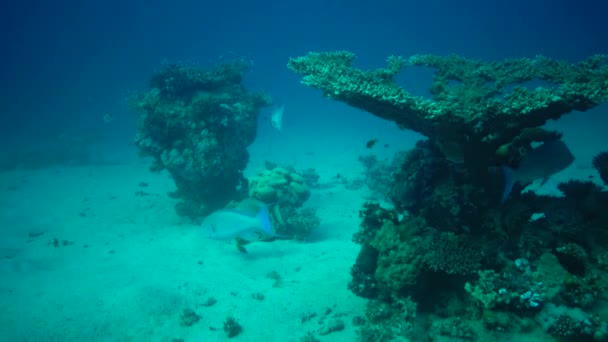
[536,303,607,340]
[357,296,417,341]
[289,51,608,341]
[423,231,483,275]
[358,152,408,199]
[133,61,271,217]
[249,167,311,206]
[289,51,608,170]
[274,206,320,239]
[593,151,608,186]
[249,166,320,239]
[347,144,608,340]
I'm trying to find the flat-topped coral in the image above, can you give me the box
[133,60,271,217]
[288,51,608,168]
[291,51,608,341]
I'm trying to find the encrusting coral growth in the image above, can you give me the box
[290,52,608,341]
[133,61,271,217]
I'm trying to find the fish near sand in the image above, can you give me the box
[501,140,574,202]
[201,201,284,253]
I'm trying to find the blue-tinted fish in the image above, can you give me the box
[501,140,574,202]
[201,201,286,253]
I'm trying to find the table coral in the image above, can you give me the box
[288,51,608,169]
[304,51,608,341]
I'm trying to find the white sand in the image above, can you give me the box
[0,157,375,341]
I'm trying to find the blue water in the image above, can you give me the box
[1,0,607,341]
[2,0,606,149]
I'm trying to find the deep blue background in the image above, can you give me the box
[0,0,606,146]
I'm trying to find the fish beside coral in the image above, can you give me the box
[201,198,289,253]
[501,140,575,201]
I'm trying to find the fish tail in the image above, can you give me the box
[257,205,274,235]
[258,203,293,239]
[501,166,516,202]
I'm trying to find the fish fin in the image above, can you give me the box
[256,205,274,236]
[501,166,516,202]
[258,204,295,240]
[256,203,295,240]
[235,237,249,253]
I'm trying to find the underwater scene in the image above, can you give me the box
[1,0,608,341]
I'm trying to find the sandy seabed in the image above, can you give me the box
[0,137,381,341]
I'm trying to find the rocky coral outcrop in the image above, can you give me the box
[133,61,271,217]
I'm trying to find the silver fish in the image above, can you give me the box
[201,205,278,252]
[502,140,574,201]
